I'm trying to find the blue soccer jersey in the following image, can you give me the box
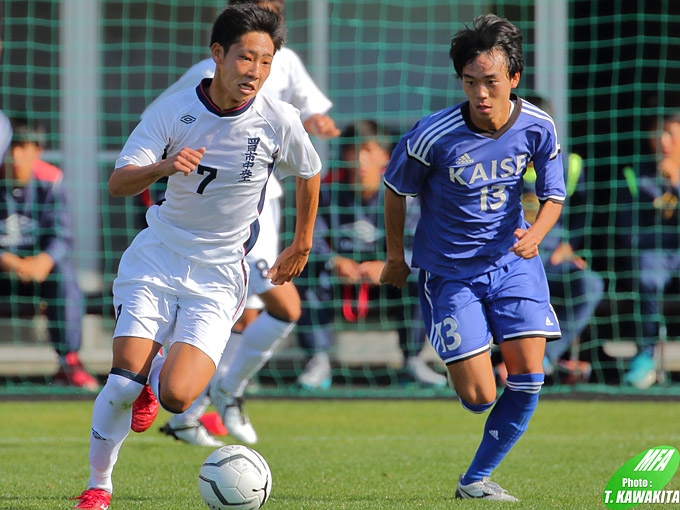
[384,96,566,276]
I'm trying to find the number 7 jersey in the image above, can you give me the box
[115,78,321,265]
[383,95,565,276]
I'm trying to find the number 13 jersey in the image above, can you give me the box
[383,95,565,276]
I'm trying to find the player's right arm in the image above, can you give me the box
[379,187,411,289]
[109,147,206,197]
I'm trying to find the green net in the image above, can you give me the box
[1,0,680,397]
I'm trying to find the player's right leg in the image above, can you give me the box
[74,335,161,507]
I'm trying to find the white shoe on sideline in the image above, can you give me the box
[297,352,332,390]
[405,356,447,387]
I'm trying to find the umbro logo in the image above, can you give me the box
[180,114,196,124]
[545,317,554,326]
[455,153,474,165]
[92,428,106,441]
[489,429,499,440]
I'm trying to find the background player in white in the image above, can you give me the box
[72,5,321,508]
[0,111,10,159]
[380,14,565,502]
[143,0,340,447]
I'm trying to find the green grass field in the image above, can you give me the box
[1,398,678,510]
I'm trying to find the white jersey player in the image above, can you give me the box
[151,0,339,448]
[0,109,11,159]
[73,6,321,508]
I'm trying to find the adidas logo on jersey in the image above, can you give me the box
[455,153,474,165]
[489,429,499,440]
[545,316,554,326]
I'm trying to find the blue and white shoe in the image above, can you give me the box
[455,474,519,502]
[297,352,332,390]
[623,352,657,389]
[405,356,447,387]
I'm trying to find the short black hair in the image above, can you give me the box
[10,116,46,148]
[338,119,393,160]
[211,4,286,54]
[449,13,524,79]
[663,110,680,126]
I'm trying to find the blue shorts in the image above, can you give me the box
[419,256,561,365]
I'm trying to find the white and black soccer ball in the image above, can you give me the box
[198,444,272,509]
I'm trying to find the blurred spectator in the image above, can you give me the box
[0,110,10,160]
[295,120,447,390]
[0,117,98,391]
[617,110,680,389]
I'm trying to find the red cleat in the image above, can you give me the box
[71,488,111,509]
[199,411,228,436]
[131,384,159,433]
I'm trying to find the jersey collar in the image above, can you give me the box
[461,93,522,139]
[196,78,255,117]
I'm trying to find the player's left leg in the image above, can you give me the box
[157,342,217,413]
[212,282,299,444]
[461,336,545,483]
[459,257,558,497]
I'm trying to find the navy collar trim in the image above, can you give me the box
[196,78,255,117]
[462,93,521,139]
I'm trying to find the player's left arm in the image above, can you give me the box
[512,198,563,259]
[513,130,565,259]
[269,173,320,285]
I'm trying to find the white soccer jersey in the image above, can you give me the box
[116,79,322,265]
[0,110,11,159]
[142,46,332,202]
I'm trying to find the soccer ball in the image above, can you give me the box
[198,444,272,509]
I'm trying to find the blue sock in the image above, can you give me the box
[461,373,544,485]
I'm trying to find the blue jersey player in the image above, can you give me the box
[380,14,565,502]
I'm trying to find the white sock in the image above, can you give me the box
[147,353,164,403]
[88,373,144,493]
[170,333,241,427]
[219,313,295,397]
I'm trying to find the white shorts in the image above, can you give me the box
[245,196,281,309]
[112,229,249,367]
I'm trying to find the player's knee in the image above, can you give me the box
[268,302,301,322]
[104,372,147,408]
[158,396,188,414]
[157,384,194,414]
[456,385,497,413]
[459,396,495,414]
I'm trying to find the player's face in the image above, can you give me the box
[355,141,390,193]
[210,32,275,110]
[9,142,41,184]
[660,121,680,164]
[461,49,520,132]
